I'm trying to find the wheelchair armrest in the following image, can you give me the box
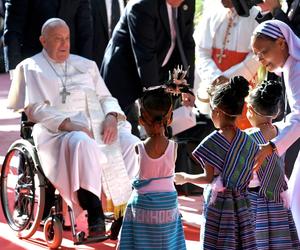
[21,121,35,140]
[22,121,35,127]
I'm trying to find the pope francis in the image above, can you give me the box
[7,18,140,238]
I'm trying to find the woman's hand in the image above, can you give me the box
[253,143,274,171]
[212,75,229,86]
[102,114,118,144]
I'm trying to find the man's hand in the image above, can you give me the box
[101,114,118,144]
[212,75,229,86]
[264,0,281,11]
[257,0,281,13]
[181,93,195,107]
[253,143,274,171]
[59,118,93,138]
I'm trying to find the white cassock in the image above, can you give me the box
[194,6,260,114]
[7,50,140,215]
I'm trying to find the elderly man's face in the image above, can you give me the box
[40,25,70,63]
[166,0,184,7]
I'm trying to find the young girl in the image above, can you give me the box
[118,87,186,249]
[246,80,300,249]
[175,76,258,249]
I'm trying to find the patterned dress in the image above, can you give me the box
[118,140,186,250]
[193,129,258,250]
[247,129,300,249]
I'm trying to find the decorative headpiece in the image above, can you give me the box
[165,65,191,95]
[142,65,192,95]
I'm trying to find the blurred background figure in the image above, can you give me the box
[0,0,4,73]
[90,0,126,69]
[3,0,93,75]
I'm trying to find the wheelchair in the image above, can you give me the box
[0,115,110,248]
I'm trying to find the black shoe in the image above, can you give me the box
[109,216,123,240]
[88,218,106,239]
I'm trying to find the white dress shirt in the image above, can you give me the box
[105,0,125,36]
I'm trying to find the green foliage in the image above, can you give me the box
[195,0,203,25]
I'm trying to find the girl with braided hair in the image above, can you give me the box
[175,76,259,249]
[118,87,186,249]
[246,80,300,249]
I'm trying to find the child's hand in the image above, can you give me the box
[174,172,187,185]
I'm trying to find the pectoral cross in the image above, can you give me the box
[216,52,226,64]
[60,86,70,104]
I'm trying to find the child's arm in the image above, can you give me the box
[174,164,214,185]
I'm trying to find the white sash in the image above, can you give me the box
[56,88,132,211]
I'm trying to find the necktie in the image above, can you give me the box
[172,8,188,71]
[111,0,120,37]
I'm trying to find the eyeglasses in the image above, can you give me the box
[252,42,277,61]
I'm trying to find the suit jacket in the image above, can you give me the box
[256,0,300,37]
[90,0,126,69]
[3,0,93,71]
[100,0,195,110]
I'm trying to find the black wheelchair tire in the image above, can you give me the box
[0,139,46,239]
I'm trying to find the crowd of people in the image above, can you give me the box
[2,0,300,249]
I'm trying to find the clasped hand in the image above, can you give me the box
[59,115,118,144]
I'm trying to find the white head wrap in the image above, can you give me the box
[253,20,300,60]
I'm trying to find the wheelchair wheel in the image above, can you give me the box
[43,216,63,249]
[0,139,46,239]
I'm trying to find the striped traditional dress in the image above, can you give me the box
[247,129,300,249]
[193,129,258,250]
[118,140,186,250]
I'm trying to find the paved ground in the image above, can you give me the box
[0,73,202,249]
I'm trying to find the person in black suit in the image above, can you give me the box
[100,0,194,238]
[90,0,126,69]
[100,0,195,113]
[0,0,4,73]
[3,0,93,72]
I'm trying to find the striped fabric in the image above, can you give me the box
[118,179,186,250]
[255,22,284,39]
[248,129,287,202]
[193,129,258,250]
[248,191,300,249]
[247,129,300,249]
